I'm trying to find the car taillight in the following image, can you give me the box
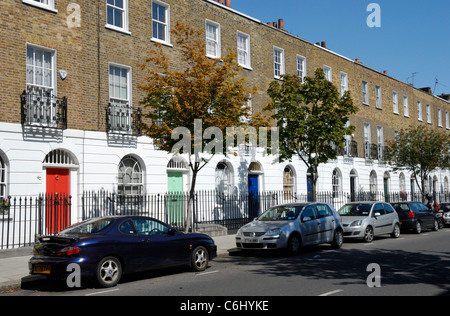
[57,246,81,256]
[408,212,415,219]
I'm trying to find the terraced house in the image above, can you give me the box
[1,0,449,231]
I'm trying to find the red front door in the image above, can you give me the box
[46,168,70,234]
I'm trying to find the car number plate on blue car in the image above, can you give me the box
[245,238,258,243]
[33,264,51,274]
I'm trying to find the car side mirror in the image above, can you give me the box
[302,216,312,223]
[168,227,177,235]
[374,212,381,217]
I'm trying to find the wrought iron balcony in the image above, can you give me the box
[335,140,358,157]
[20,89,67,129]
[106,101,142,136]
[364,142,379,160]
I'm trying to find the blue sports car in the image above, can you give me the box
[29,216,217,288]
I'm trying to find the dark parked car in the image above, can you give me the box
[390,202,438,233]
[29,216,217,288]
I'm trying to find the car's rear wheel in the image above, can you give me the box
[96,256,122,288]
[391,223,401,238]
[331,228,343,248]
[415,221,422,234]
[191,246,209,272]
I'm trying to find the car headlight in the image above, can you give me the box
[237,228,243,236]
[264,228,282,238]
[351,220,362,227]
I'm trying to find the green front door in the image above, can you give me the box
[168,172,184,226]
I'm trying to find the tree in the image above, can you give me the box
[265,69,357,201]
[138,22,256,232]
[385,125,450,201]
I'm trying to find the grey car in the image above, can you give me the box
[235,202,344,255]
[338,202,401,243]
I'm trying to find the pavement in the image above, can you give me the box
[0,234,237,292]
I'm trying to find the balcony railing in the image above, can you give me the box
[106,101,142,136]
[336,139,358,157]
[20,89,68,129]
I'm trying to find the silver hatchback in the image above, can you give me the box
[235,202,344,255]
[338,202,401,243]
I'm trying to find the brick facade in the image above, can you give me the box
[0,0,449,203]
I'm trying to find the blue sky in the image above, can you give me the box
[230,0,450,96]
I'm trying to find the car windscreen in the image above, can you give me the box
[338,204,372,216]
[441,203,450,212]
[257,206,304,221]
[59,218,114,234]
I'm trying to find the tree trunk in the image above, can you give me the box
[184,168,198,233]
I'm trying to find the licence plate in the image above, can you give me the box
[245,238,258,243]
[33,264,51,274]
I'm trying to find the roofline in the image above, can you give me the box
[203,0,450,104]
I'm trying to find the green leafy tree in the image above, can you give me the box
[266,69,357,201]
[386,125,450,201]
[138,22,256,232]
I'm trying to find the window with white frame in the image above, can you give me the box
[0,156,6,201]
[417,101,423,121]
[362,81,369,105]
[426,104,431,124]
[403,95,409,117]
[215,162,233,195]
[109,64,132,132]
[445,111,449,129]
[273,47,284,79]
[375,86,382,109]
[22,0,57,12]
[283,166,296,199]
[323,65,332,82]
[206,20,220,58]
[393,91,399,114]
[25,45,57,126]
[377,126,384,160]
[332,168,342,197]
[438,108,442,127]
[106,0,128,32]
[152,1,170,44]
[118,155,143,196]
[340,72,348,96]
[296,55,306,82]
[237,31,251,69]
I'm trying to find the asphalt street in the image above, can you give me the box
[2,228,450,297]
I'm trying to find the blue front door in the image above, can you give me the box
[248,174,259,218]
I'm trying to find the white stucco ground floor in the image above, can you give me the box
[1,122,449,224]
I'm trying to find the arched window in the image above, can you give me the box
[332,168,342,197]
[283,166,295,199]
[215,162,233,195]
[118,155,143,196]
[0,156,6,200]
[370,170,378,194]
[399,172,406,192]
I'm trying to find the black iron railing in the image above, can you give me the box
[21,89,68,129]
[106,102,142,136]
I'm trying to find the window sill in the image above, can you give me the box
[105,25,131,36]
[22,0,58,13]
[151,38,173,47]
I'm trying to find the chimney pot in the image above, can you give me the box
[273,22,277,28]
[383,70,387,75]
[218,0,223,4]
[321,41,326,48]
[278,19,284,30]
[225,0,231,7]
[267,22,273,26]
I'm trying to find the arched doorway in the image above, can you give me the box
[43,149,78,234]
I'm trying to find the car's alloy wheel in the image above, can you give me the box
[432,219,439,231]
[391,223,401,238]
[363,226,374,243]
[191,246,209,272]
[331,229,343,248]
[96,256,122,288]
[287,234,301,255]
[415,221,422,234]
